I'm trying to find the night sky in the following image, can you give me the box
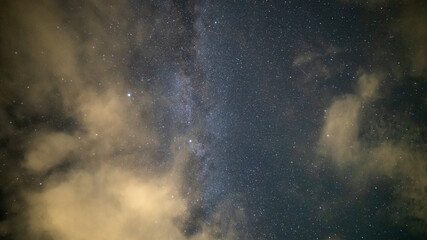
[0,0,426,239]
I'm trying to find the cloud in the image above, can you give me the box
[317,72,427,233]
[318,94,361,166]
[318,2,427,232]
[357,73,380,100]
[24,132,77,173]
[318,73,381,167]
[27,165,187,240]
[0,0,240,239]
[337,0,427,78]
[292,45,342,82]
[395,3,427,77]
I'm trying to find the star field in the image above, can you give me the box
[0,0,426,239]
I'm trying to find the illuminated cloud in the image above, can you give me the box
[27,165,187,240]
[0,0,240,239]
[395,4,427,77]
[24,132,77,173]
[318,72,427,233]
[315,2,426,233]
[318,73,381,167]
[1,0,425,238]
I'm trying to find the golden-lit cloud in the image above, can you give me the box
[0,0,240,239]
[317,2,427,232]
[24,132,77,173]
[27,165,187,240]
[318,73,381,167]
[317,72,427,232]
[395,3,427,77]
